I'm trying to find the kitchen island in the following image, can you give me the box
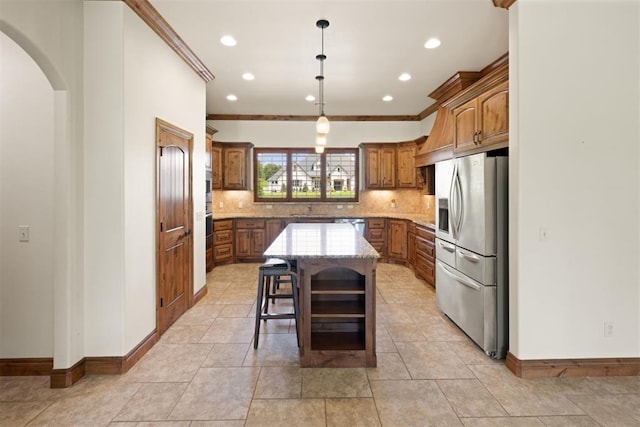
[264,223,380,367]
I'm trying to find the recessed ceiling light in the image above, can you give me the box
[226,94,238,101]
[220,35,237,47]
[305,95,316,102]
[242,72,255,81]
[382,95,393,102]
[424,38,441,49]
[399,73,412,82]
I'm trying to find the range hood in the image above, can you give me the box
[415,72,481,168]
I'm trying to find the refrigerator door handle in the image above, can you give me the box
[438,261,481,291]
[457,249,480,263]
[453,167,463,237]
[449,164,458,238]
[438,240,455,252]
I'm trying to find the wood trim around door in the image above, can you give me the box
[155,118,195,334]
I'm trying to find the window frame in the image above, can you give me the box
[253,147,359,203]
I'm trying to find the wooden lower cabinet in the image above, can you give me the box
[415,224,435,286]
[212,219,233,266]
[387,219,408,262]
[235,219,266,262]
[408,222,416,270]
[265,219,284,248]
[299,258,377,367]
[365,218,386,258]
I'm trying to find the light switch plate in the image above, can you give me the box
[18,226,29,242]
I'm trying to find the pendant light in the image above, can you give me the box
[315,19,330,151]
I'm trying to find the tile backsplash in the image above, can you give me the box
[212,189,434,220]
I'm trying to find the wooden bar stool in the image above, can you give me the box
[253,258,299,349]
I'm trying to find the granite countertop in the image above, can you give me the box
[263,223,380,259]
[212,212,435,229]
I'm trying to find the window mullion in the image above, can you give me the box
[286,151,293,201]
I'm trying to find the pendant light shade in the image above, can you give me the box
[316,116,330,135]
[315,132,327,146]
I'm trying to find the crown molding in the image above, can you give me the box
[122,0,214,82]
[206,114,420,122]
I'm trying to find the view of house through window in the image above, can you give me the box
[254,148,358,202]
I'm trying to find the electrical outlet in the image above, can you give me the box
[347,205,354,209]
[604,321,614,337]
[219,201,224,209]
[238,202,243,209]
[266,204,273,209]
[337,205,343,209]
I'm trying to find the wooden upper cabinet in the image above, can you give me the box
[453,98,478,153]
[205,133,212,170]
[478,81,509,147]
[362,144,396,189]
[396,142,417,188]
[221,142,252,190]
[452,80,509,154]
[211,142,222,189]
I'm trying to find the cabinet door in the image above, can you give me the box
[364,147,382,189]
[396,144,416,188]
[251,229,266,257]
[453,98,478,153]
[408,231,416,266]
[205,134,212,170]
[478,81,509,148]
[388,219,408,260]
[380,147,396,188]
[265,219,284,247]
[224,146,247,190]
[235,229,251,257]
[211,143,222,189]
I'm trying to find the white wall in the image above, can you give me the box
[510,0,640,359]
[0,32,55,357]
[1,0,85,370]
[208,120,421,147]
[84,2,206,355]
[122,5,206,351]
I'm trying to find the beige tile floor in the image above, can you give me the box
[1,263,639,426]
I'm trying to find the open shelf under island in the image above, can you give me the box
[264,223,380,367]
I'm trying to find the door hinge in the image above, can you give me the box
[160,297,163,308]
[160,222,163,232]
[159,146,164,156]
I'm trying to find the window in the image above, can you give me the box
[254,148,358,202]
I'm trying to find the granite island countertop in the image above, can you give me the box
[211,212,435,229]
[263,223,380,259]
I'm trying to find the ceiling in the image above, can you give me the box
[151,0,509,117]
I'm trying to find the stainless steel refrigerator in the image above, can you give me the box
[435,152,508,359]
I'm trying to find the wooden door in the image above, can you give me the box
[156,118,193,335]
